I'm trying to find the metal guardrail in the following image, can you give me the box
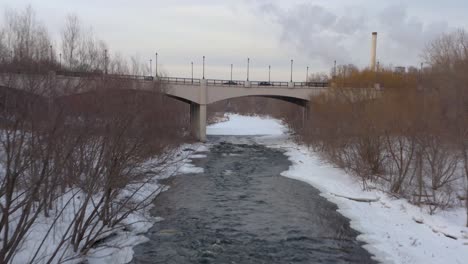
[207,79,245,86]
[294,82,328,88]
[56,70,102,78]
[9,70,329,88]
[159,77,201,85]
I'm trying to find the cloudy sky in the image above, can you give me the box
[1,0,467,81]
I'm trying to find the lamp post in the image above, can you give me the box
[191,61,194,83]
[290,59,293,82]
[268,65,271,83]
[150,59,152,76]
[230,64,233,81]
[155,52,158,78]
[202,56,205,79]
[306,66,309,82]
[247,58,250,81]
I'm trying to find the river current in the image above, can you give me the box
[132,136,376,264]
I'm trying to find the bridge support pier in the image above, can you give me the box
[190,103,207,142]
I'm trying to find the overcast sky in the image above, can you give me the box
[1,0,467,81]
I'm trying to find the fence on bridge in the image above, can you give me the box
[2,69,329,88]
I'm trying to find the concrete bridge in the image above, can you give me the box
[160,77,327,141]
[0,71,328,141]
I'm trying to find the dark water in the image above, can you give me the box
[132,136,377,264]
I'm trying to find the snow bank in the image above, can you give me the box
[279,144,468,264]
[85,143,208,264]
[9,143,207,264]
[207,114,468,264]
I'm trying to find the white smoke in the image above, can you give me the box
[251,1,450,68]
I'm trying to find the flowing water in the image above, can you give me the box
[132,136,377,264]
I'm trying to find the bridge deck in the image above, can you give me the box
[50,71,328,88]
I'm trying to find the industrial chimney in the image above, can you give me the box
[370,32,377,71]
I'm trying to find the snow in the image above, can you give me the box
[207,113,287,135]
[206,113,468,264]
[10,113,467,264]
[280,145,468,264]
[86,144,207,264]
[7,143,206,264]
[189,154,208,159]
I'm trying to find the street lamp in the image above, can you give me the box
[155,52,158,78]
[247,58,250,81]
[150,59,152,76]
[191,61,194,83]
[230,64,233,81]
[203,56,205,79]
[306,66,309,82]
[268,65,271,83]
[290,59,294,82]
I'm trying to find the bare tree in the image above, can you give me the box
[0,6,191,262]
[424,29,468,226]
[1,6,52,70]
[61,14,81,69]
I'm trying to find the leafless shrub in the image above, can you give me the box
[0,6,190,263]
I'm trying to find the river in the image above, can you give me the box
[132,136,377,264]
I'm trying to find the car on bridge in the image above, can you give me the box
[223,81,238,85]
[259,82,272,86]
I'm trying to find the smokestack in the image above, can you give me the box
[370,32,377,71]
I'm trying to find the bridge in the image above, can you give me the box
[0,71,329,141]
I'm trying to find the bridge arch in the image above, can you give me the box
[207,90,311,106]
[162,81,325,141]
[208,95,309,108]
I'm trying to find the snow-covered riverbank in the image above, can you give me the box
[35,113,466,263]
[85,144,208,264]
[7,143,207,264]
[208,114,468,264]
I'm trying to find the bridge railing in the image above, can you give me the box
[159,77,201,85]
[107,74,152,81]
[207,79,245,86]
[11,69,329,88]
[56,70,103,78]
[293,82,329,88]
[56,71,153,81]
[249,81,290,87]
